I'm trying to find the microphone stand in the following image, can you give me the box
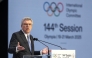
[33,38,66,58]
[35,39,50,58]
[38,40,63,49]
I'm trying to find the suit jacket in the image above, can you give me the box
[8,30,40,58]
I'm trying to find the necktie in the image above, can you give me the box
[27,35,31,51]
[27,35,34,55]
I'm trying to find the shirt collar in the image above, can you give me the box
[21,30,30,38]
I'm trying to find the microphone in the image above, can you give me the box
[34,38,50,58]
[33,38,64,50]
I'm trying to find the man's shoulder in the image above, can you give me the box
[12,30,22,35]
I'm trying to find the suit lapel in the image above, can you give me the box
[19,30,31,51]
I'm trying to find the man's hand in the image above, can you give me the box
[42,47,51,54]
[17,42,25,51]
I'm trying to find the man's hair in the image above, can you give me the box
[21,17,33,26]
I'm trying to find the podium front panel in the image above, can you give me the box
[23,55,50,58]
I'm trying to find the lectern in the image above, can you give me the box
[23,50,75,58]
[51,50,75,58]
[23,55,50,58]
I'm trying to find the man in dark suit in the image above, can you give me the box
[8,17,50,58]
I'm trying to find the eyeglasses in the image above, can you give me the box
[23,23,33,26]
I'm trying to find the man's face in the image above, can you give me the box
[21,20,33,34]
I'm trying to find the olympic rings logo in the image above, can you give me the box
[43,2,64,17]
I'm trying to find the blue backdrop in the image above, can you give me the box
[8,0,92,58]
